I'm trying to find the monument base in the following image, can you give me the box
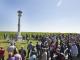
[17,35,22,41]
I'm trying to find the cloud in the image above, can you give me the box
[56,0,63,7]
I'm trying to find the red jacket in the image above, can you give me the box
[0,49,5,57]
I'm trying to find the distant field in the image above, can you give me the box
[0,40,38,60]
[0,32,73,40]
[0,32,51,39]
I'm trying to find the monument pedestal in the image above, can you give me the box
[16,32,22,41]
[17,35,22,41]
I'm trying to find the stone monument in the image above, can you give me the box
[17,10,22,41]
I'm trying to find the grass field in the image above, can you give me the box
[0,40,38,60]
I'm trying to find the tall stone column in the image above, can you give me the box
[17,10,22,41]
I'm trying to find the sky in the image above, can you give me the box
[0,0,80,33]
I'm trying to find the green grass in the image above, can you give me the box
[0,40,38,60]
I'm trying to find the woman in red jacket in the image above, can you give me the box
[0,47,5,60]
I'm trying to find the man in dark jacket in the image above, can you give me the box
[19,47,26,60]
[27,42,33,58]
[36,42,41,57]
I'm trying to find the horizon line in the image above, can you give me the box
[0,31,80,33]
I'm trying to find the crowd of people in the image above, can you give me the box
[27,33,80,60]
[0,33,80,60]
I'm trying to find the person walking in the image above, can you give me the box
[19,47,26,60]
[30,46,37,60]
[70,43,78,60]
[13,48,22,60]
[7,52,15,60]
[7,43,16,53]
[27,42,33,58]
[36,42,41,57]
